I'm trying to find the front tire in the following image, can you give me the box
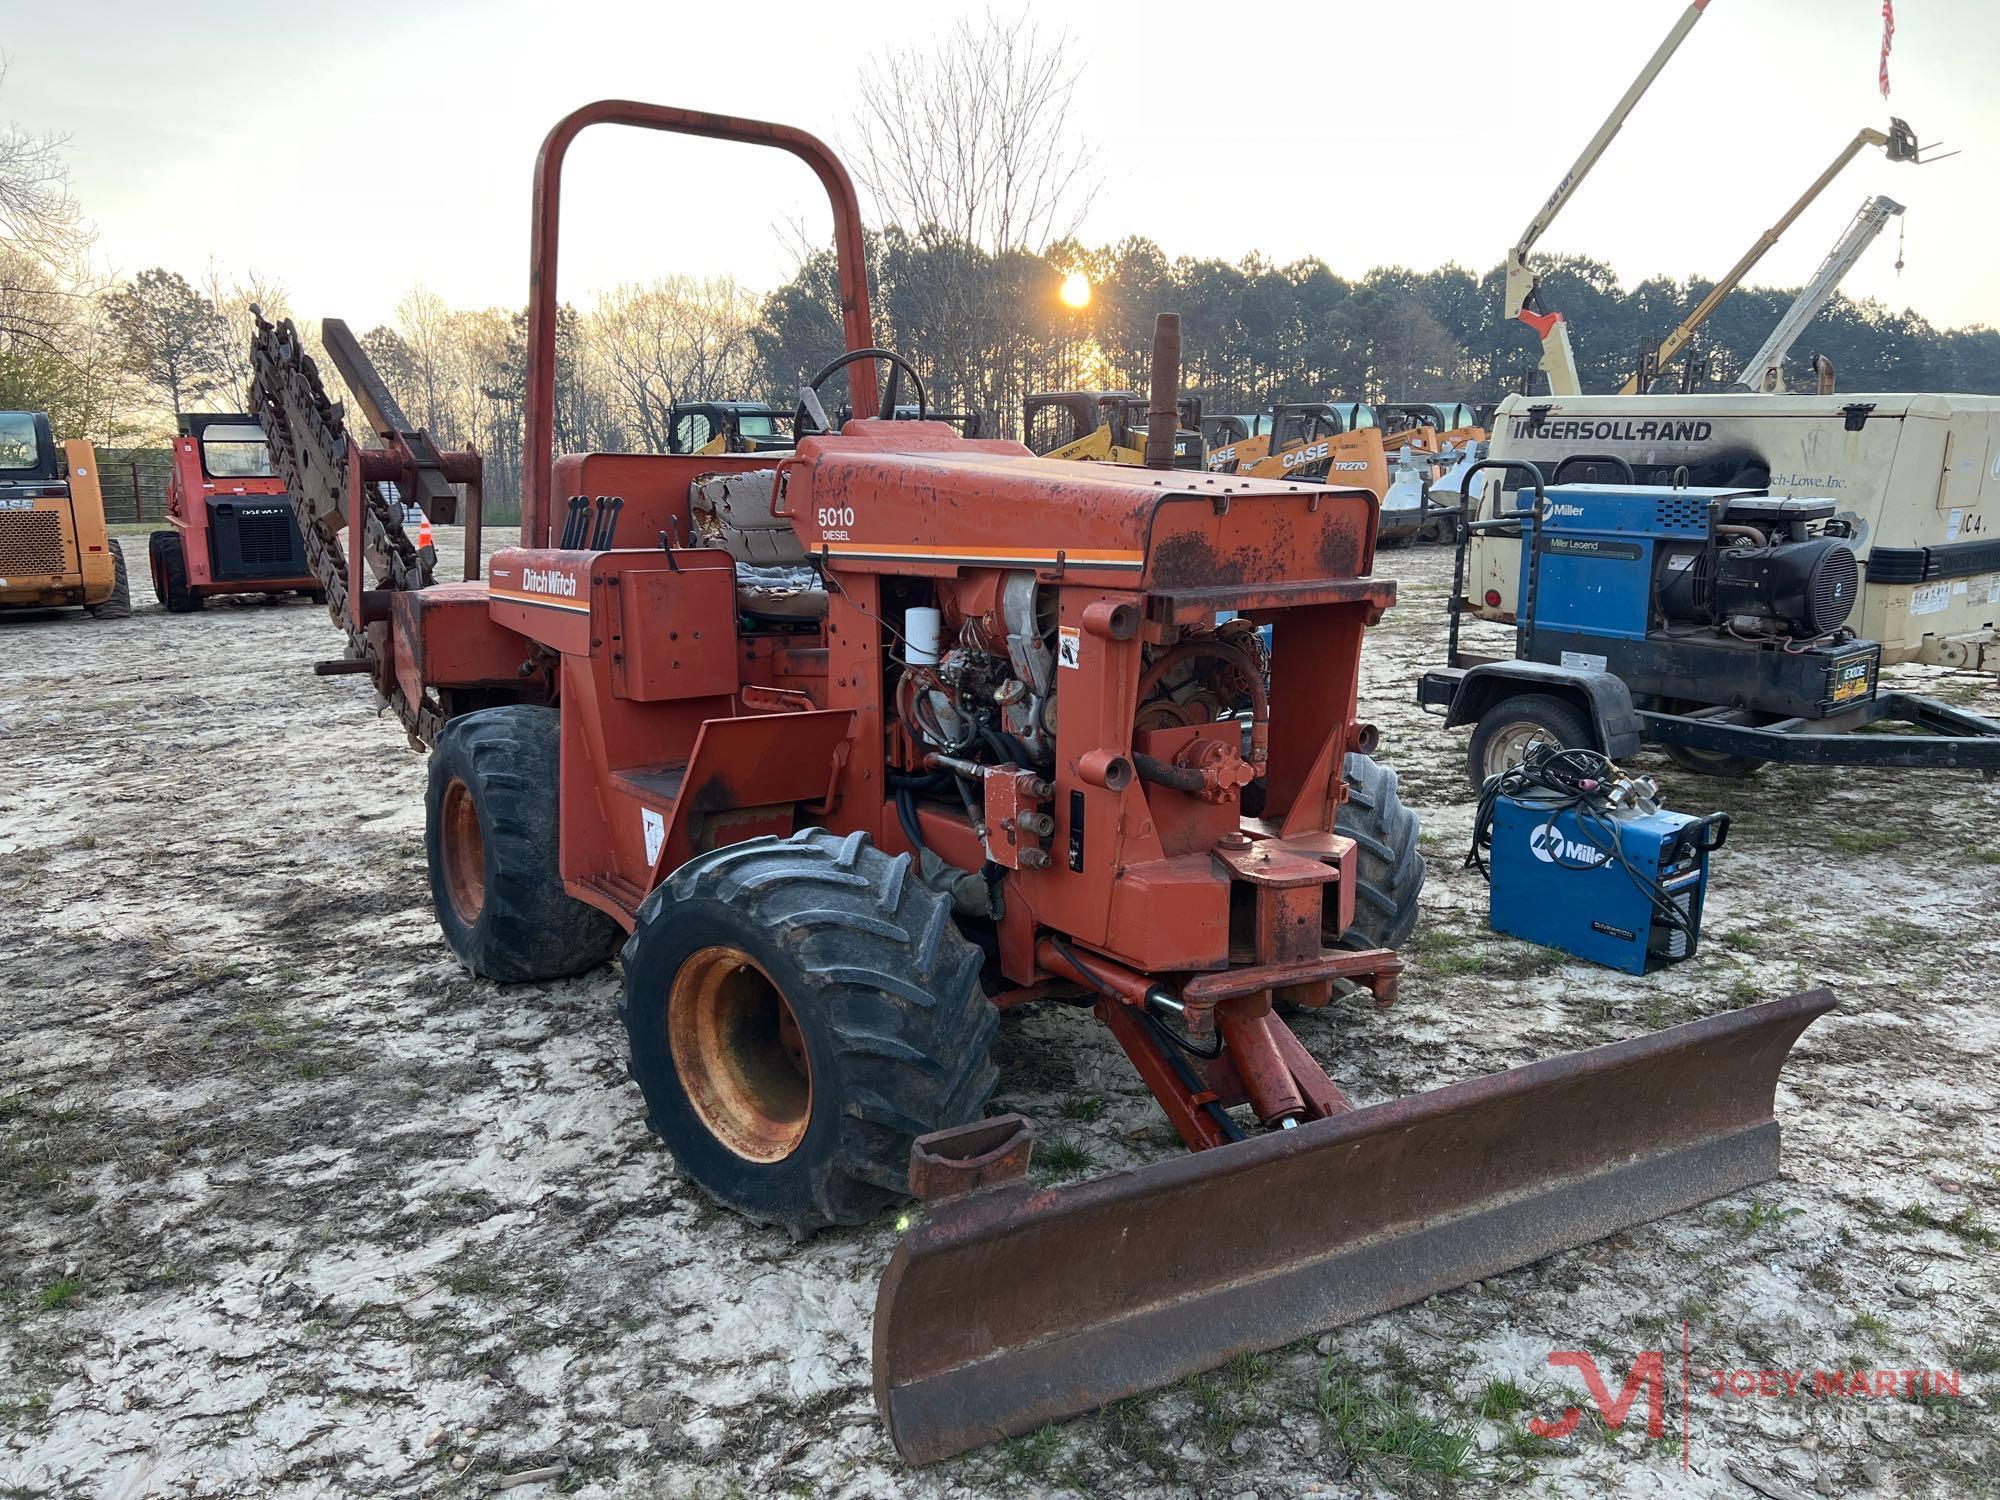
[148,531,200,613]
[622,829,998,1239]
[89,544,133,619]
[424,705,621,982]
[1466,693,1596,789]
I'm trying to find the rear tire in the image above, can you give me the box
[621,828,998,1239]
[1335,752,1425,951]
[148,531,200,613]
[424,705,621,982]
[88,544,133,619]
[1466,693,1595,790]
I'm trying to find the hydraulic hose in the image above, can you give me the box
[1132,752,1206,794]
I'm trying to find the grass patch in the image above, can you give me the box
[37,1277,81,1311]
[1898,1204,1998,1247]
[999,1423,1063,1480]
[1850,1311,1890,1342]
[1102,1394,1174,1474]
[1474,1376,1537,1420]
[1424,952,1486,978]
[444,1261,512,1298]
[1316,1366,1477,1480]
[1949,1337,2000,1375]
[1828,828,1905,855]
[1718,930,1763,954]
[1717,1196,1804,1237]
[1971,847,2000,866]
[1056,1096,1105,1123]
[1035,1137,1097,1177]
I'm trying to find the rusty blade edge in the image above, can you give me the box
[873,988,1837,1464]
[880,1123,1776,1465]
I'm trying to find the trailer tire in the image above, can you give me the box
[148,531,200,613]
[88,544,133,619]
[424,705,621,983]
[1659,705,1767,777]
[1466,692,1595,789]
[621,828,998,1240]
[1335,752,1425,951]
[1662,744,1768,778]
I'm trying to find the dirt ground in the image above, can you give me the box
[3,531,1996,1500]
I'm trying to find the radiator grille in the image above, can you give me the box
[233,509,294,569]
[0,511,64,576]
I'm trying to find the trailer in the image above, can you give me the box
[1421,460,2000,784]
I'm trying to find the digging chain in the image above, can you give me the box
[248,310,443,744]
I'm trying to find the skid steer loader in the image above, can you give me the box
[253,100,1832,1465]
[0,411,132,620]
[1205,400,1390,501]
[1025,388,1204,468]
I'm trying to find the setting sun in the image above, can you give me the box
[1059,271,1092,309]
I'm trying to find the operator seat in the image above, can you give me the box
[689,470,827,620]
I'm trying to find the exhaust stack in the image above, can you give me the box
[1144,313,1181,470]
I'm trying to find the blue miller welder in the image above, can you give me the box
[1469,741,1730,974]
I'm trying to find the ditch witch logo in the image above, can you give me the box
[523,566,580,597]
[1524,1330,1967,1468]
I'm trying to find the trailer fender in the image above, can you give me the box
[1446,662,1643,760]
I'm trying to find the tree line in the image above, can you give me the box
[6,19,1997,521]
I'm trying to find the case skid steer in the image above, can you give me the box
[1204,401,1390,502]
[0,411,131,619]
[252,100,1832,1464]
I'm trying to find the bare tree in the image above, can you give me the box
[394,284,457,437]
[103,268,233,418]
[590,277,760,451]
[848,11,1093,256]
[203,261,291,410]
[0,61,92,355]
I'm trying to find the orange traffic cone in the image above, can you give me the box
[417,514,434,551]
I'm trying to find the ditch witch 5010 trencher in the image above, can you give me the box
[250,100,1831,1464]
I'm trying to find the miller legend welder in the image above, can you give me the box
[1470,743,1728,974]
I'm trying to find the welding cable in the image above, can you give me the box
[1471,746,1698,940]
[1566,798,1700,939]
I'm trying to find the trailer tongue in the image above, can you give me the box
[877,988,1832,1462]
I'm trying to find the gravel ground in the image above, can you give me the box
[2,531,1996,1499]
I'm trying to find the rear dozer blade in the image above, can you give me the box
[874,987,1835,1463]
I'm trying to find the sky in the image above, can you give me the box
[4,0,1996,334]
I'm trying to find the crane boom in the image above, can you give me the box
[1619,120,1920,395]
[1505,0,1713,396]
[1736,195,1904,392]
